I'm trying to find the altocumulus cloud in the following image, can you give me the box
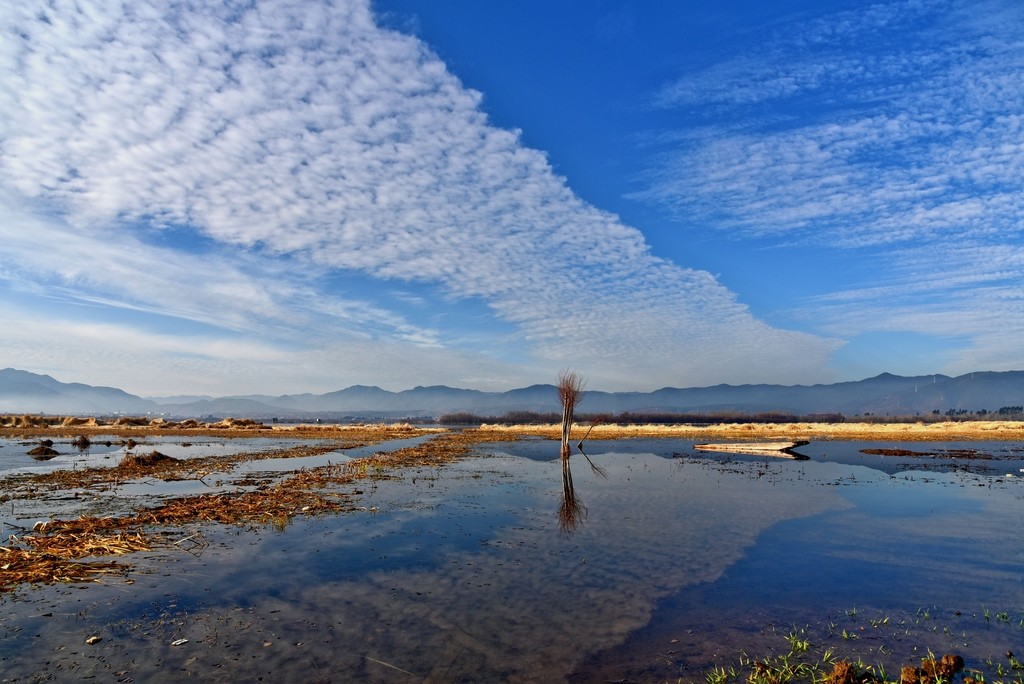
[0,0,836,394]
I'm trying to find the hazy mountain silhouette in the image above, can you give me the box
[0,368,160,415]
[2,367,1023,419]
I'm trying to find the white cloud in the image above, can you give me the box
[644,0,1024,247]
[638,0,1024,378]
[806,242,1024,376]
[0,0,839,393]
[0,302,536,396]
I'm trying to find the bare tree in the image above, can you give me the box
[557,370,584,459]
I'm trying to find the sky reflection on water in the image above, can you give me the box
[1,440,1022,682]
[0,435,327,477]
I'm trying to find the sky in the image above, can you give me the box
[1,0,1023,397]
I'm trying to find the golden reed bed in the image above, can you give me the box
[4,413,1023,442]
[0,414,442,439]
[481,420,1024,442]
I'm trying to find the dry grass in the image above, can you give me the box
[0,546,127,588]
[479,420,1024,442]
[10,413,1023,442]
[1,517,151,591]
[20,527,151,558]
[0,416,440,439]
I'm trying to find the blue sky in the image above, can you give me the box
[1,0,1022,396]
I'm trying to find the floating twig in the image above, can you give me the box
[364,655,417,676]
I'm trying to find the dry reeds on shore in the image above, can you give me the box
[476,420,1024,442]
[0,414,442,438]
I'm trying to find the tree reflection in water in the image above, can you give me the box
[558,440,608,533]
[558,452,587,533]
[555,370,608,533]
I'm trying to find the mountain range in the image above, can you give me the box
[2,367,1023,420]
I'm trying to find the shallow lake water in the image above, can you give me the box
[0,435,333,477]
[1,438,1023,682]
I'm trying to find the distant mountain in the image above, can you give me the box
[1,367,1023,419]
[0,368,159,415]
[155,397,289,418]
[146,394,215,404]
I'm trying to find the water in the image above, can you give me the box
[1,439,1022,682]
[0,434,434,530]
[0,435,328,477]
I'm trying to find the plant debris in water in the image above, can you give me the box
[0,428,512,592]
[0,424,439,499]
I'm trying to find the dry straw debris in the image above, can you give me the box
[0,546,126,588]
[1,426,506,592]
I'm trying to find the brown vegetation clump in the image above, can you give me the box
[209,417,267,429]
[137,487,351,527]
[901,654,965,684]
[5,414,49,428]
[826,661,858,684]
[118,450,178,469]
[0,546,127,591]
[20,527,151,559]
[825,660,889,684]
[61,416,98,427]
[1,517,148,592]
[348,428,514,470]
